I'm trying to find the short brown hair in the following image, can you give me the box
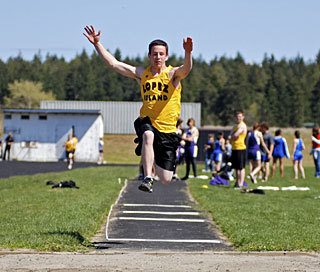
[187,118,195,126]
[148,39,168,55]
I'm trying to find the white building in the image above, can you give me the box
[2,109,103,162]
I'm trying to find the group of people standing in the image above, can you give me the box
[169,110,317,188]
[230,111,320,188]
[203,132,232,174]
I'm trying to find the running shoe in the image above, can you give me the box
[138,177,154,193]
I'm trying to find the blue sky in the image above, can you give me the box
[1,0,320,63]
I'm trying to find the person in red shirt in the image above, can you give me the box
[311,127,320,178]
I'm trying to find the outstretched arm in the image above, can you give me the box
[83,25,143,79]
[172,37,193,82]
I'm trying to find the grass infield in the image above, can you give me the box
[187,166,320,252]
[0,166,137,252]
[1,163,319,252]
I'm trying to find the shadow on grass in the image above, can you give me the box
[45,231,124,249]
[46,231,89,246]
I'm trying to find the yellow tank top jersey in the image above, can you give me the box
[65,140,74,152]
[65,137,78,152]
[140,66,182,133]
[72,137,78,149]
[231,121,247,150]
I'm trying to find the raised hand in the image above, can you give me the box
[83,25,101,45]
[183,37,193,53]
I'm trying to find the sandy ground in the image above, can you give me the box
[0,250,320,271]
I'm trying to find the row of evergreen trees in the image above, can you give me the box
[1,49,320,127]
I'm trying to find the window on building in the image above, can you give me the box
[39,115,47,120]
[4,114,12,120]
[21,115,30,120]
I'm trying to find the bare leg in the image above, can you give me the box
[250,160,262,183]
[142,131,155,177]
[272,158,277,177]
[293,160,298,179]
[299,160,305,179]
[238,168,245,187]
[264,161,270,181]
[279,158,284,177]
[215,161,221,172]
[249,160,253,174]
[155,165,173,184]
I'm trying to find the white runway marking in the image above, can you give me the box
[106,180,128,240]
[122,210,200,216]
[107,238,222,244]
[123,203,192,208]
[118,217,205,222]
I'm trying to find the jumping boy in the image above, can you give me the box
[84,25,193,193]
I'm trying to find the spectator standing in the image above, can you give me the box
[311,127,320,178]
[203,134,214,172]
[247,123,270,184]
[3,133,14,161]
[224,136,232,163]
[292,130,305,179]
[212,132,225,172]
[97,137,104,165]
[230,111,247,188]
[172,118,184,181]
[271,129,290,178]
[260,122,274,182]
[181,118,199,180]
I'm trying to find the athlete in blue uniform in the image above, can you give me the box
[272,129,290,178]
[204,134,214,172]
[292,130,305,179]
[247,123,270,183]
[212,132,225,172]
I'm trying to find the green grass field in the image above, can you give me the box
[187,166,320,252]
[0,166,137,251]
[1,164,319,252]
[1,132,319,252]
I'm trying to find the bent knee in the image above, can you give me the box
[143,130,154,144]
[160,177,172,185]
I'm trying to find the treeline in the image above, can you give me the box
[1,49,320,127]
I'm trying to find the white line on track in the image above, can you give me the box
[118,217,205,222]
[107,238,222,244]
[105,180,129,240]
[122,210,200,216]
[123,203,192,208]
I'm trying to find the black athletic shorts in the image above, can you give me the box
[231,149,246,170]
[138,117,180,171]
